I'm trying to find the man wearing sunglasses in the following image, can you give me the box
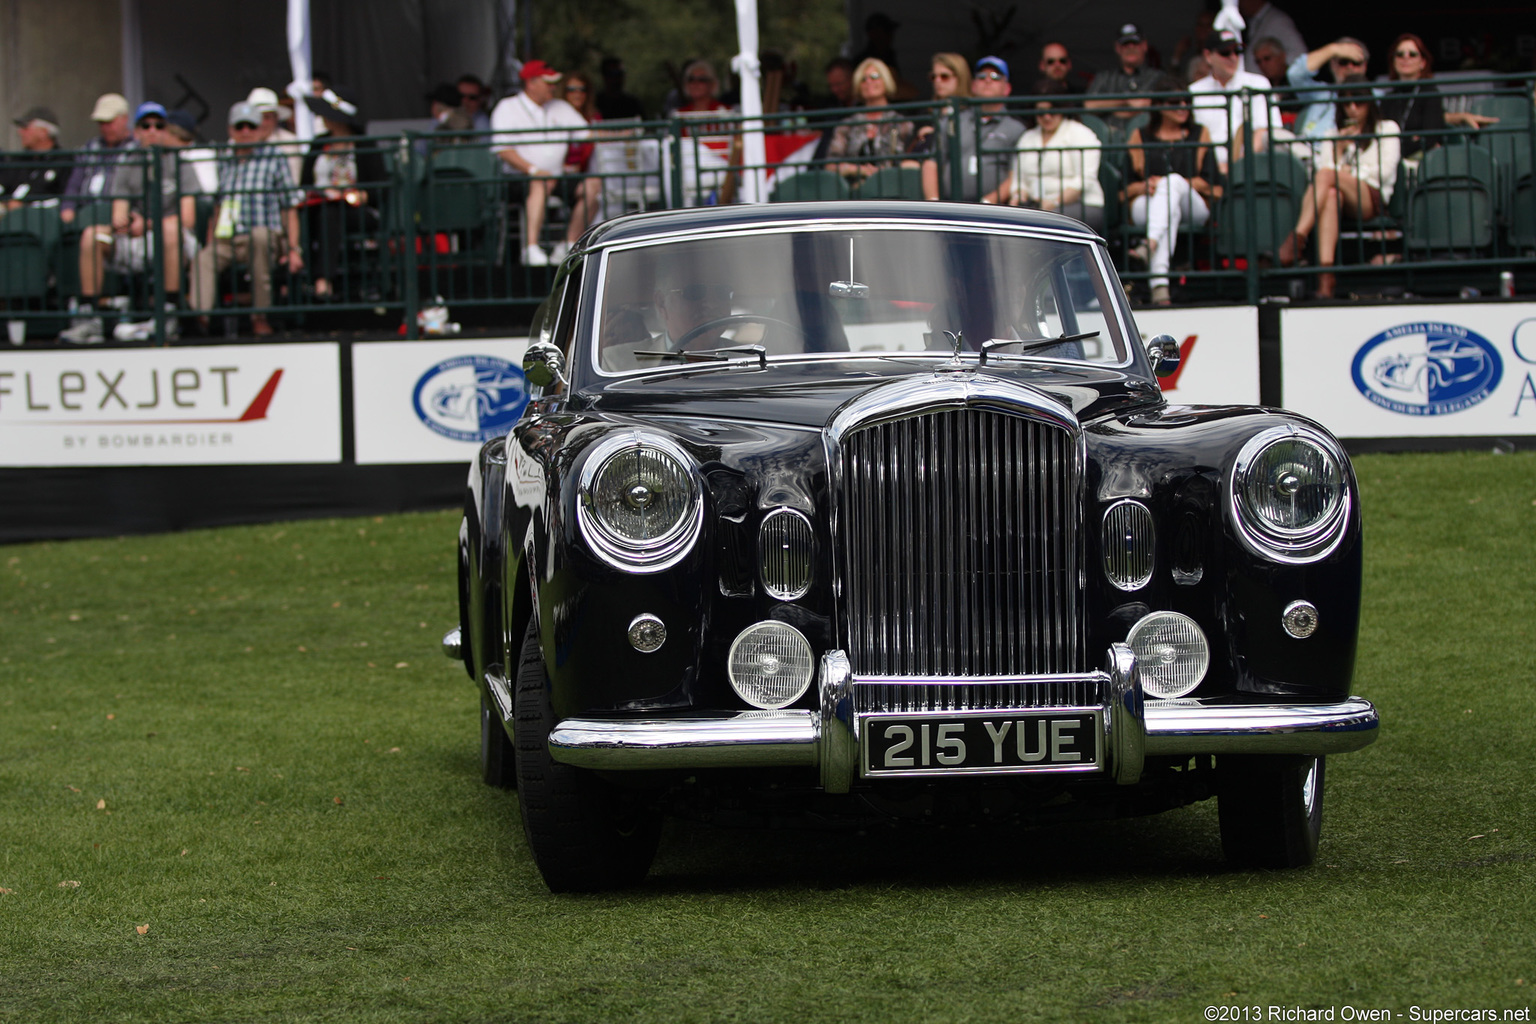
[923,56,1025,201]
[188,100,303,338]
[62,102,203,344]
[1037,43,1084,95]
[1191,29,1277,174]
[1287,38,1370,144]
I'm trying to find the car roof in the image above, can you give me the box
[581,201,1103,250]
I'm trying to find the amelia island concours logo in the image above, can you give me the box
[412,354,528,443]
[1351,322,1502,416]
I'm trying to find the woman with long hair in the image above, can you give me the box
[1124,85,1220,305]
[825,58,916,181]
[1378,32,1497,158]
[1279,77,1401,297]
[908,52,972,159]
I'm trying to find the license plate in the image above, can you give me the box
[862,710,1101,777]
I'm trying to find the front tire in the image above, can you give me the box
[1218,755,1325,868]
[513,622,661,892]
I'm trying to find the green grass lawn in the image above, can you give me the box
[2,451,1534,1023]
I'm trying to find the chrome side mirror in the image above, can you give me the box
[1146,334,1181,379]
[523,340,567,389]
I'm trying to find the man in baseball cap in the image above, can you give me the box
[2,107,65,210]
[489,58,591,265]
[60,94,134,223]
[1085,22,1162,137]
[922,56,1025,201]
[250,86,303,181]
[186,99,304,337]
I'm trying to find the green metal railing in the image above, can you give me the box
[1,73,1532,346]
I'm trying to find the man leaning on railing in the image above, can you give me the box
[189,101,303,338]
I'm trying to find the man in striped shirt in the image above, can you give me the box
[189,101,304,337]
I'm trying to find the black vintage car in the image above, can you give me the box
[445,202,1378,892]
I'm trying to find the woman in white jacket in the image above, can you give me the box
[990,80,1104,231]
[1278,77,1400,298]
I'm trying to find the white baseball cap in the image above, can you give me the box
[246,87,281,115]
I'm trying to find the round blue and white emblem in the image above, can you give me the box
[1350,322,1502,416]
[412,355,529,442]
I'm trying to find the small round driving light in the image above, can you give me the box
[1282,600,1319,639]
[727,621,815,709]
[1126,610,1210,699]
[628,613,667,653]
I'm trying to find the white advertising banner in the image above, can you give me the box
[352,338,531,465]
[1280,304,1536,438]
[0,344,341,467]
[1131,306,1261,405]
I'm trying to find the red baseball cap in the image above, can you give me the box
[520,59,562,83]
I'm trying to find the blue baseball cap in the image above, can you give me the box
[133,101,168,124]
[975,55,1009,78]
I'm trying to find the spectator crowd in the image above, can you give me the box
[2,5,1532,343]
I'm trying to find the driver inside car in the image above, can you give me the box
[654,279,735,351]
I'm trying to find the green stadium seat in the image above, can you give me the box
[768,169,850,202]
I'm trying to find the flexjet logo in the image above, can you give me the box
[412,355,528,443]
[0,365,283,423]
[1351,322,1502,416]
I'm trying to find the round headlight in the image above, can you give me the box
[578,433,703,572]
[728,621,815,709]
[1231,426,1351,562]
[1126,610,1209,699]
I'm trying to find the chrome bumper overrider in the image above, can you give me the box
[545,646,1379,793]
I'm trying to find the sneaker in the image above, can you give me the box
[113,319,153,342]
[58,316,105,345]
[549,241,570,263]
[522,244,549,267]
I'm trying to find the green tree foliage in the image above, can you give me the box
[528,0,849,117]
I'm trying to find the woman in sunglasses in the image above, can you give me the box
[1378,32,1497,159]
[1279,78,1400,297]
[826,58,916,181]
[1125,82,1220,306]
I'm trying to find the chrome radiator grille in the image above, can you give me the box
[836,408,1085,677]
[854,677,1102,714]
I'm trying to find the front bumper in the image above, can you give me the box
[542,646,1379,793]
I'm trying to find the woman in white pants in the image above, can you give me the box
[1125,92,1220,305]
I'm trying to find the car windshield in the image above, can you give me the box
[594,227,1129,373]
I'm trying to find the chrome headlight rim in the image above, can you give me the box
[576,432,704,573]
[1101,498,1156,592]
[1229,424,1352,564]
[760,506,815,601]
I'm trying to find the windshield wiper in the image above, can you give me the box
[980,330,1099,364]
[633,344,768,368]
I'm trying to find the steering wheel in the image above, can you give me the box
[675,314,804,351]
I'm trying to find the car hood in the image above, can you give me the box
[576,359,1162,428]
